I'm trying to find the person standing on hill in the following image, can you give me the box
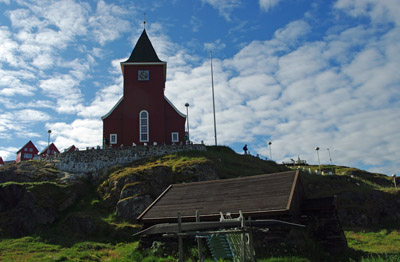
[243,144,248,155]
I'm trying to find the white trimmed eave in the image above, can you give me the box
[120,61,167,74]
[164,96,186,118]
[101,97,123,120]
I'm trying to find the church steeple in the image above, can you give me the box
[124,29,163,63]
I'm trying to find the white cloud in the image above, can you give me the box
[47,119,103,151]
[202,0,241,20]
[0,147,19,161]
[334,0,400,26]
[39,75,83,114]
[88,0,130,45]
[204,40,226,52]
[259,0,282,13]
[15,109,51,122]
[274,20,311,43]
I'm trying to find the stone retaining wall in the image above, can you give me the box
[53,144,206,173]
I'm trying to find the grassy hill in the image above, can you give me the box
[0,146,399,261]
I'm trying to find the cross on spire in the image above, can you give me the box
[143,13,146,28]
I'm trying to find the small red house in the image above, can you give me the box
[39,143,60,158]
[102,29,186,147]
[16,141,39,162]
[64,145,77,152]
[0,157,4,166]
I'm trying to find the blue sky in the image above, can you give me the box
[1,0,399,176]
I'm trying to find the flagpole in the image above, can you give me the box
[210,51,217,146]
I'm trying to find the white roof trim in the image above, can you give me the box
[164,96,186,118]
[120,62,167,66]
[101,97,123,120]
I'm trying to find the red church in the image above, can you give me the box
[16,140,39,162]
[102,29,186,147]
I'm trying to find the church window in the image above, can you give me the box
[110,134,117,144]
[171,132,179,143]
[140,110,149,142]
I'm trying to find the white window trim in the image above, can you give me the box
[139,110,149,142]
[24,153,32,159]
[138,70,150,81]
[110,134,117,144]
[171,132,179,143]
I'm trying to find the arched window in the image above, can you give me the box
[139,110,149,142]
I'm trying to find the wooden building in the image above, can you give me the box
[64,145,77,152]
[102,29,186,147]
[39,143,60,158]
[16,141,39,162]
[0,157,4,166]
[138,171,306,224]
[137,170,348,252]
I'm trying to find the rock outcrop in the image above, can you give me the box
[0,181,82,236]
[99,163,219,220]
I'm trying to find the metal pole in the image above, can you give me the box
[178,212,183,262]
[196,210,204,262]
[240,211,245,262]
[268,141,272,160]
[185,103,190,142]
[315,147,321,174]
[327,148,332,165]
[210,51,217,146]
[47,130,52,157]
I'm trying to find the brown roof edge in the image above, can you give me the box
[286,170,300,210]
[171,171,296,188]
[137,184,173,221]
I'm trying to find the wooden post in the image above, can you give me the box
[196,210,204,262]
[178,212,183,262]
[248,217,256,262]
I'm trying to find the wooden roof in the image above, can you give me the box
[138,170,304,224]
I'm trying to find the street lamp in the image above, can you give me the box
[185,103,190,143]
[47,130,52,157]
[268,141,272,160]
[315,146,321,174]
[327,148,332,165]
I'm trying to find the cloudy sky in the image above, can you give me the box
[0,0,399,175]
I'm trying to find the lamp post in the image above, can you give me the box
[47,130,52,157]
[210,51,217,146]
[315,146,321,174]
[327,148,332,165]
[185,103,190,143]
[268,141,272,160]
[393,174,397,188]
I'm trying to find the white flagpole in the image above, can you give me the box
[210,51,217,146]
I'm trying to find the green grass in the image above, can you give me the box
[0,237,137,262]
[345,228,400,253]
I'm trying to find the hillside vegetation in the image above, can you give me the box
[0,146,399,261]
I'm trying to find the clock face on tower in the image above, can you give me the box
[138,70,150,81]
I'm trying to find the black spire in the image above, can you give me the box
[124,29,162,63]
